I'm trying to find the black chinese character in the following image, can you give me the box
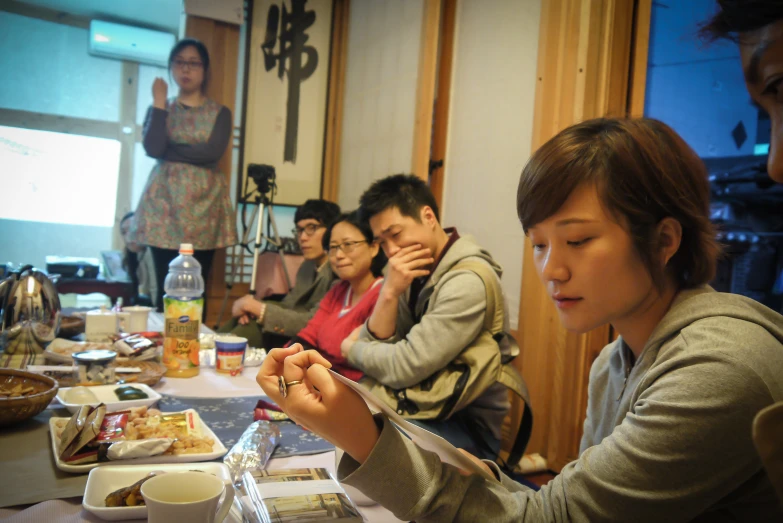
[262,0,318,163]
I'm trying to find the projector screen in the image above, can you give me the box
[0,125,121,227]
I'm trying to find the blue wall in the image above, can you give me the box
[644,0,759,158]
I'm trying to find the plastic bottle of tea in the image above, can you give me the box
[162,243,203,378]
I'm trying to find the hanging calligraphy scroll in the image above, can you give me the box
[241,0,334,204]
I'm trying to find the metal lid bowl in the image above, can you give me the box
[72,350,117,364]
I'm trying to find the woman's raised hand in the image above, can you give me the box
[152,77,168,109]
[256,345,380,463]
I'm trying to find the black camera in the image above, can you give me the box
[247,164,276,195]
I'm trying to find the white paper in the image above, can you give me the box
[329,371,497,483]
[252,479,345,500]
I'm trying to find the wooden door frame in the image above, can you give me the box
[411,0,442,186]
[321,0,350,203]
[427,0,457,210]
[517,0,651,472]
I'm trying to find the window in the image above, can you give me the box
[0,126,121,227]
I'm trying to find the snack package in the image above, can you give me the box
[94,411,129,444]
[61,404,106,462]
[58,404,91,454]
[112,334,157,357]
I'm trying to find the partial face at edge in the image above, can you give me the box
[739,19,783,183]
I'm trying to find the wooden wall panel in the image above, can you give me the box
[411,0,442,182]
[628,0,651,117]
[321,0,350,203]
[518,0,649,472]
[428,0,457,210]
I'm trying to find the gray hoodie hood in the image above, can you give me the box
[646,286,783,355]
[424,233,504,294]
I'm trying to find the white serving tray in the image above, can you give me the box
[82,463,242,521]
[56,384,162,413]
[49,409,228,473]
[44,338,160,364]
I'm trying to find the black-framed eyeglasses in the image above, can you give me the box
[328,240,368,256]
[172,59,204,70]
[292,224,324,237]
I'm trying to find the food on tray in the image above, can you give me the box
[53,406,216,465]
[111,333,159,358]
[125,407,215,455]
[105,472,162,507]
[0,382,37,398]
[64,386,99,404]
[114,386,148,401]
[47,339,112,359]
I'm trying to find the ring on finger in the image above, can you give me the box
[278,376,303,398]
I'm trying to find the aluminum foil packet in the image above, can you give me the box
[223,421,280,484]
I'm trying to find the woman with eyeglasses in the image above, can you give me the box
[285,211,387,380]
[219,199,341,349]
[131,38,238,316]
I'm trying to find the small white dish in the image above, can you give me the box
[82,462,237,521]
[56,383,161,413]
[244,348,266,367]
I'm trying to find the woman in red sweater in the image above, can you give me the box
[288,211,386,380]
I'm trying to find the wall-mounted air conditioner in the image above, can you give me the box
[89,20,176,67]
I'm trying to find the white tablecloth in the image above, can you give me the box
[0,320,404,522]
[154,365,264,398]
[0,452,404,523]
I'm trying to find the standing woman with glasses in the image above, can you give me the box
[285,211,386,380]
[131,38,238,316]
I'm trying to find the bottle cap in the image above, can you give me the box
[179,243,194,255]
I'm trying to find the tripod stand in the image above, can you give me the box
[214,191,293,329]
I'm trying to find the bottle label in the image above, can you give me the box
[163,296,203,371]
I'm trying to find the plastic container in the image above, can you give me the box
[72,349,117,385]
[214,336,247,376]
[162,243,203,378]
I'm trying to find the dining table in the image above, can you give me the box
[0,313,404,522]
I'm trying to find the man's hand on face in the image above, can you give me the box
[381,244,434,299]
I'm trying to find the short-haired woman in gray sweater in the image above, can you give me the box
[257,118,783,522]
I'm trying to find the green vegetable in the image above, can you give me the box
[114,386,149,401]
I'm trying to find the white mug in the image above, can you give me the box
[85,309,118,342]
[141,471,235,523]
[123,305,152,333]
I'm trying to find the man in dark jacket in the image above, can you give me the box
[219,199,340,348]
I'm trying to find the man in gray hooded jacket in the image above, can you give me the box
[340,174,514,460]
